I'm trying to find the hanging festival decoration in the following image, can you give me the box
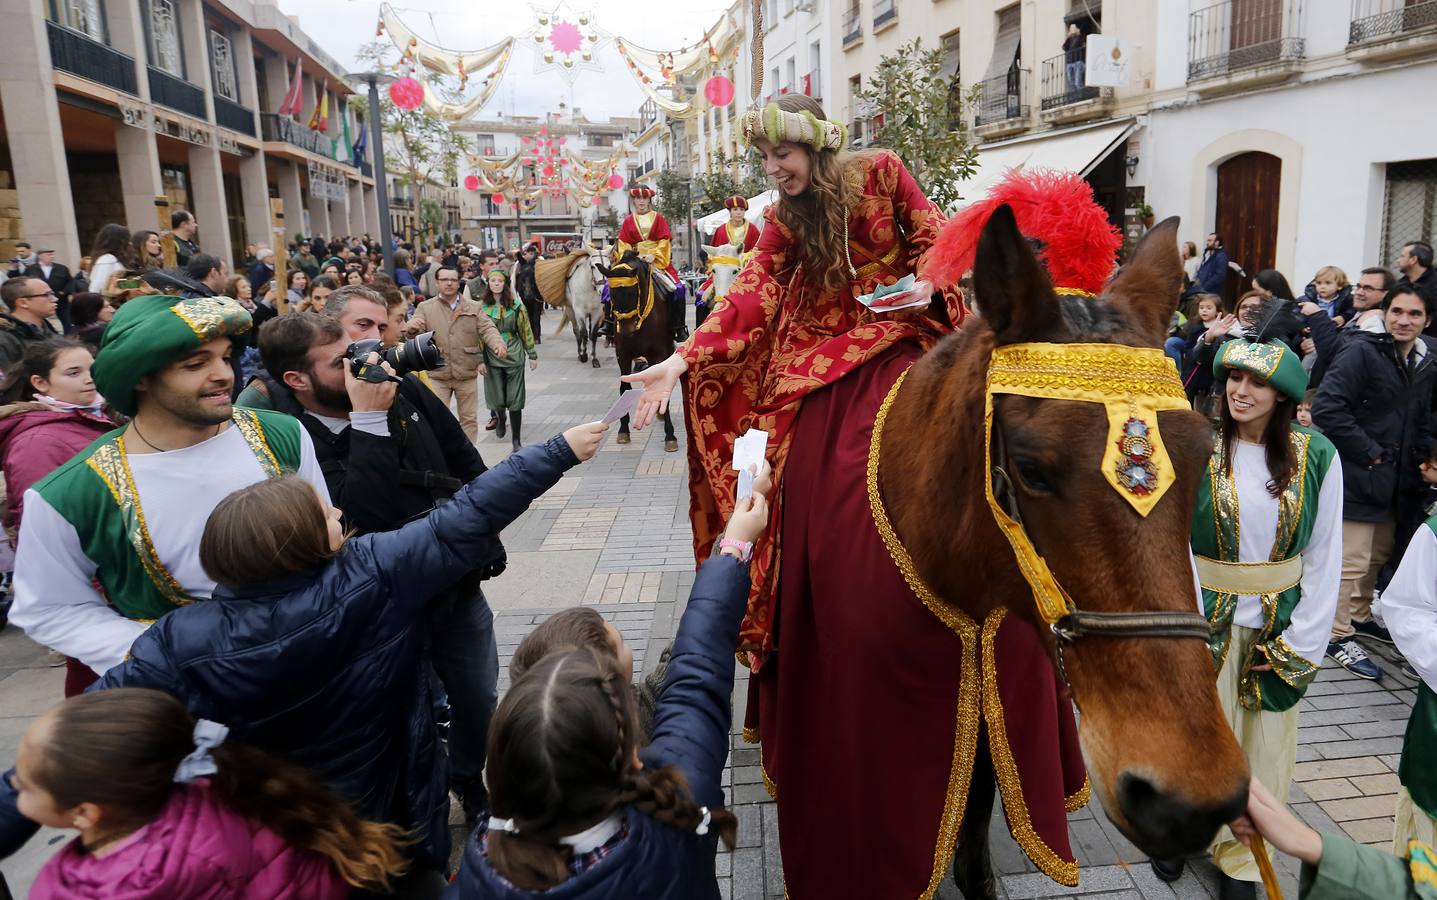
[492,193,506,205]
[613,8,744,120]
[377,4,514,123]
[463,175,480,191]
[607,173,625,190]
[388,75,425,111]
[703,74,734,107]
[522,3,608,83]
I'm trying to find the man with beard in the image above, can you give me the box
[248,286,507,823]
[7,294,329,677]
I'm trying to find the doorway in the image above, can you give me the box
[1215,150,1281,306]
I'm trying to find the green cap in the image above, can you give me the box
[93,295,253,416]
[1213,338,1308,403]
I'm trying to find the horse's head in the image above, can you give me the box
[897,205,1248,859]
[702,241,744,300]
[599,252,653,338]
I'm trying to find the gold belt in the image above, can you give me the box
[1195,555,1303,595]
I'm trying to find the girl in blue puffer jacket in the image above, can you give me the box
[446,470,771,900]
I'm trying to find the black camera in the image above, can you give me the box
[346,331,446,383]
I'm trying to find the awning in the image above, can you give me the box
[696,188,779,235]
[982,7,1023,84]
[951,117,1137,209]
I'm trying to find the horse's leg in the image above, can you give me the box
[616,356,632,444]
[575,316,587,363]
[952,729,998,900]
[588,315,601,368]
[661,409,677,453]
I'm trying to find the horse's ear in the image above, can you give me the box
[1105,216,1183,345]
[701,244,718,256]
[972,204,1066,345]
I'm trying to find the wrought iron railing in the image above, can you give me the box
[873,0,897,29]
[975,69,1029,127]
[213,96,255,136]
[360,161,374,179]
[1349,0,1437,43]
[1188,0,1305,81]
[1040,51,1100,110]
[148,67,205,119]
[842,8,862,45]
[46,22,137,95]
[260,113,333,158]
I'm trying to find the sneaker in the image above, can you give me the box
[1401,662,1419,680]
[1353,619,1395,645]
[1327,640,1382,681]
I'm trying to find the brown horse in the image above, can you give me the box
[878,208,1249,895]
[599,251,679,452]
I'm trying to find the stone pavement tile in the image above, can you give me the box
[1001,863,1134,898]
[1312,736,1405,759]
[1294,756,1392,781]
[730,847,764,900]
[1292,799,1344,836]
[1319,793,1400,822]
[0,629,51,672]
[484,549,600,611]
[0,715,31,757]
[1298,777,1361,801]
[1070,819,1125,867]
[1342,718,1410,739]
[1295,724,1349,743]
[1350,772,1401,795]
[0,667,65,718]
[760,802,783,897]
[1339,816,1395,844]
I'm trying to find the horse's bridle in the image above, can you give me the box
[982,339,1212,688]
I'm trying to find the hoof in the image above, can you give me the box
[664,438,679,452]
[616,432,631,445]
[591,357,601,368]
[578,351,588,363]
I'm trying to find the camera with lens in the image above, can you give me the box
[346,331,446,383]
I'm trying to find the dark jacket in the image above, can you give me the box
[247,261,275,298]
[23,262,73,330]
[92,437,580,873]
[447,555,750,900]
[1178,317,1214,395]
[1312,332,1437,525]
[0,313,59,374]
[1302,282,1355,326]
[1195,247,1229,295]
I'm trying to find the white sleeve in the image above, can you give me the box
[8,491,149,675]
[1382,524,1437,690]
[1278,457,1345,662]
[294,427,332,505]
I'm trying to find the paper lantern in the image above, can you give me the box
[463,175,480,191]
[492,193,506,205]
[608,173,624,189]
[388,76,425,111]
[704,75,734,107]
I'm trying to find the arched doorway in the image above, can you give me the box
[1215,151,1281,306]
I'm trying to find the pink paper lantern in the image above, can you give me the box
[704,75,734,107]
[492,193,506,205]
[607,173,624,190]
[463,175,480,191]
[388,76,425,111]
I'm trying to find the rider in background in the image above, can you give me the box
[1162,332,1342,899]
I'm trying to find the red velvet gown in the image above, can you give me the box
[678,150,1087,897]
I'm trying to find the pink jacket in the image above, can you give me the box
[0,403,118,534]
[28,780,349,899]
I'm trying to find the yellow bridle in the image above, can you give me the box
[608,265,655,330]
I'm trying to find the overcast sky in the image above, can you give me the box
[285,0,734,121]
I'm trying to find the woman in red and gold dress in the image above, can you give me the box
[625,94,1087,898]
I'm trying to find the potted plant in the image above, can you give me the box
[1136,202,1155,229]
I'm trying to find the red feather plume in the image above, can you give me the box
[921,169,1122,296]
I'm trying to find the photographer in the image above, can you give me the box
[243,285,505,827]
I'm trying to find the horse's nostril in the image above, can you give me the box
[1115,772,1248,859]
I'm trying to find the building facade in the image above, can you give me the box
[3,0,378,269]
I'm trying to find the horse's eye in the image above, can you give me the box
[1014,459,1053,494]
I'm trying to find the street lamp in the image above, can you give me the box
[347,70,397,278]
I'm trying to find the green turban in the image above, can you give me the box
[1213,338,1308,403]
[93,295,253,416]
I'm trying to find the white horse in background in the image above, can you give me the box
[700,242,744,312]
[555,248,607,368]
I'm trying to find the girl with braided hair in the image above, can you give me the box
[449,467,772,899]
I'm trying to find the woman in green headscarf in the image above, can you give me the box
[476,268,537,452]
[1157,336,1343,898]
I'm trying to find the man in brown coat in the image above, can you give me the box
[407,266,507,441]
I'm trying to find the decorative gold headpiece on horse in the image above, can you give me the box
[740,103,847,152]
[984,337,1190,624]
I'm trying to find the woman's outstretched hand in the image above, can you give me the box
[562,421,610,461]
[620,354,688,430]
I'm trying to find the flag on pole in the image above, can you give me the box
[277,58,304,118]
[334,105,353,164]
[352,112,368,166]
[308,87,329,132]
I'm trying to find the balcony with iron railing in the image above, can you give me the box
[213,95,255,136]
[842,8,862,46]
[803,69,822,99]
[148,67,205,119]
[47,21,137,95]
[974,69,1030,137]
[1038,51,1112,124]
[261,113,334,159]
[873,0,897,30]
[1188,0,1305,87]
[1348,0,1437,58]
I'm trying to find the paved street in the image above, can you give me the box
[0,318,1423,898]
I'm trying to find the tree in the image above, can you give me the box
[419,197,446,239]
[352,41,469,196]
[856,38,980,212]
[653,168,691,226]
[693,148,770,218]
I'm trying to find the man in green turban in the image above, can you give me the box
[8,295,330,681]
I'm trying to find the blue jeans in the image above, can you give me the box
[426,585,498,801]
[1163,335,1186,373]
[1066,61,1085,92]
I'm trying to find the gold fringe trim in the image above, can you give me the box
[742,725,761,744]
[1065,777,1092,813]
[982,609,1080,887]
[868,368,983,900]
[761,762,778,800]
